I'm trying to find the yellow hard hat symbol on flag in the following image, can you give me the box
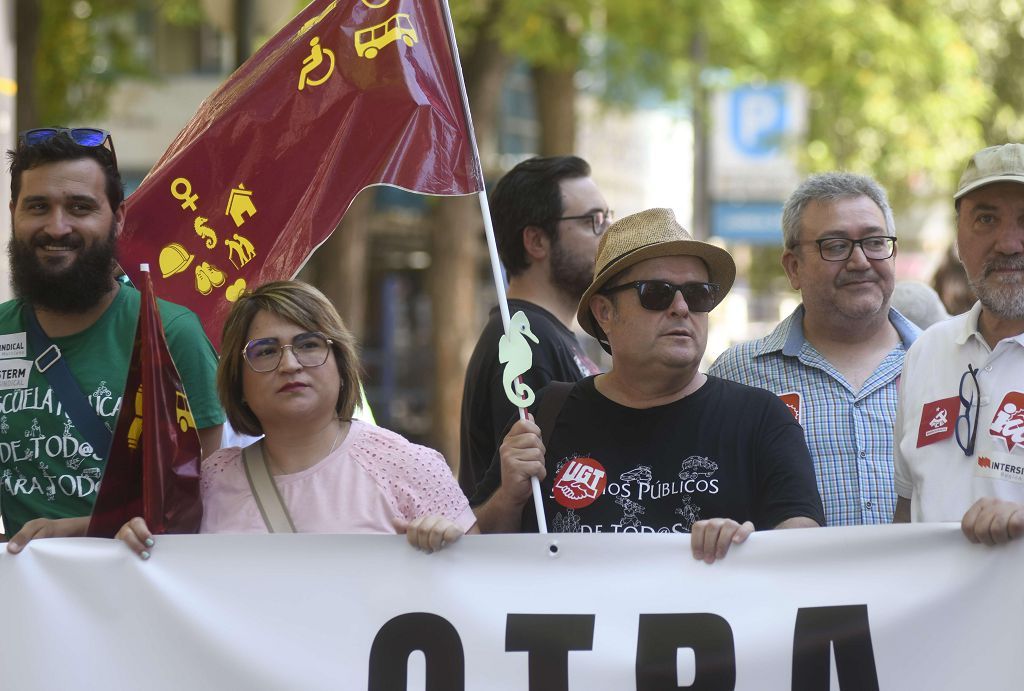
[159,243,195,278]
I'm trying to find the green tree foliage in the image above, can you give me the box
[455,0,1005,205]
[758,1,986,207]
[602,0,988,206]
[26,0,1024,205]
[451,0,593,69]
[25,0,201,127]
[950,0,1024,144]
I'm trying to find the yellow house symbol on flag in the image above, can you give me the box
[226,184,257,227]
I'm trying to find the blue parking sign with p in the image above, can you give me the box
[729,85,787,157]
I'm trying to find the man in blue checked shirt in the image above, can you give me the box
[710,173,919,527]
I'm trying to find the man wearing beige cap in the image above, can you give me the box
[472,208,824,562]
[893,143,1024,544]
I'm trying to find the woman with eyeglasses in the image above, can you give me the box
[117,281,477,557]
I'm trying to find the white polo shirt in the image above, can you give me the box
[894,302,1024,522]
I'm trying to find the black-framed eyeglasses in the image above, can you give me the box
[955,363,980,456]
[800,235,897,262]
[243,332,334,373]
[553,209,614,236]
[19,127,118,168]
[599,280,721,312]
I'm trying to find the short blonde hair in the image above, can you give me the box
[218,280,362,436]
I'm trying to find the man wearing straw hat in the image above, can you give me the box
[893,143,1024,544]
[472,208,824,562]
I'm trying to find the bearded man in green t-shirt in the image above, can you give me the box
[1,128,224,549]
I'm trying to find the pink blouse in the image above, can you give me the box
[199,420,476,534]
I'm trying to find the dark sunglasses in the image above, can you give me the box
[599,280,721,312]
[19,127,117,167]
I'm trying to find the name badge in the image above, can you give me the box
[975,454,1024,485]
[0,332,27,359]
[0,358,32,390]
[916,396,959,448]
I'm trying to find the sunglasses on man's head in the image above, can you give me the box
[19,127,117,167]
[599,280,720,312]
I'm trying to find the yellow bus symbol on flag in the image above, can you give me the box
[176,391,196,432]
[355,14,417,59]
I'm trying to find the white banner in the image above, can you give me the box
[1,525,1021,690]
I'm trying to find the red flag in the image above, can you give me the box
[119,0,483,348]
[87,269,203,538]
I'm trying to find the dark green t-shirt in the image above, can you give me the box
[0,285,224,535]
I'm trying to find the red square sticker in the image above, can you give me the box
[917,397,959,448]
[778,392,801,422]
[989,391,1024,452]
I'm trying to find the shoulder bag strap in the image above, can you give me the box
[241,441,296,533]
[23,304,113,458]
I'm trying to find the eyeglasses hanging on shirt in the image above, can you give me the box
[956,363,980,456]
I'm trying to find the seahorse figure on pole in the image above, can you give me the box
[499,310,539,408]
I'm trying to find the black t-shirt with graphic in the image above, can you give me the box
[473,375,825,533]
[459,300,599,498]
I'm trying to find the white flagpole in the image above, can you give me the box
[438,0,547,533]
